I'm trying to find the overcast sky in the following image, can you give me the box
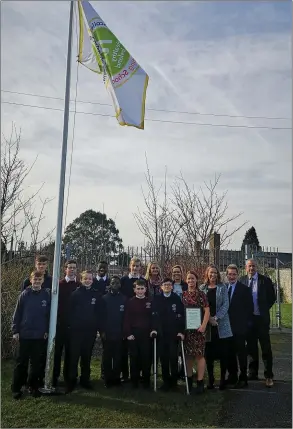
[2,1,292,252]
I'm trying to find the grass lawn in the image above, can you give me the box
[280,303,292,329]
[2,359,224,428]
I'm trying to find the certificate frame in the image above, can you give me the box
[185,306,203,331]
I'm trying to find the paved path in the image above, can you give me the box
[218,332,292,428]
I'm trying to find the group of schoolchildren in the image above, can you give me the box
[11,254,276,400]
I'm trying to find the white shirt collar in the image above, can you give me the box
[96,275,107,281]
[65,276,76,283]
[129,273,140,279]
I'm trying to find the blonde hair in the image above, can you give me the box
[30,270,44,279]
[129,257,141,267]
[145,261,161,281]
[80,270,93,281]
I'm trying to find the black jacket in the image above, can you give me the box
[120,276,145,299]
[92,276,110,296]
[239,273,276,324]
[227,281,254,336]
[100,292,127,340]
[69,286,102,332]
[152,292,185,338]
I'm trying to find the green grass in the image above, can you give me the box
[2,359,224,428]
[280,303,292,329]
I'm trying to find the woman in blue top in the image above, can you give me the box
[200,265,233,390]
[171,265,188,300]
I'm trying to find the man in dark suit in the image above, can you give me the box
[226,264,254,388]
[240,259,276,388]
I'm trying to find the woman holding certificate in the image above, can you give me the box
[182,271,210,394]
[200,265,233,390]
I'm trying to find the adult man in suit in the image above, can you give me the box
[240,259,276,387]
[226,264,254,388]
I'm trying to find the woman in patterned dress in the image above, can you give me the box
[183,270,210,394]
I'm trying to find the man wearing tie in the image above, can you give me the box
[240,259,276,387]
[226,264,253,388]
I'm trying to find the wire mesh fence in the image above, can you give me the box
[1,243,290,358]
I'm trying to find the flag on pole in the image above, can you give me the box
[78,0,149,130]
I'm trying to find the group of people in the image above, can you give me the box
[11,254,276,400]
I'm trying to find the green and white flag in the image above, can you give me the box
[78,0,149,130]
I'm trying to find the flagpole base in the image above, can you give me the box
[38,386,62,395]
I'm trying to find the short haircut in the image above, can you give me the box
[172,265,183,274]
[98,261,108,266]
[65,259,77,268]
[186,270,199,281]
[161,277,173,285]
[30,270,44,279]
[35,255,48,263]
[226,264,239,274]
[80,270,93,280]
[134,279,146,288]
[111,275,121,282]
[130,257,141,266]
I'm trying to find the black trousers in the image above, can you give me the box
[205,335,232,383]
[128,335,151,383]
[68,331,96,384]
[53,327,70,383]
[103,340,122,383]
[121,340,129,379]
[159,337,179,385]
[246,315,273,379]
[227,334,248,382]
[12,339,47,393]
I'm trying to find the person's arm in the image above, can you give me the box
[123,301,133,339]
[12,293,24,336]
[215,286,229,320]
[265,276,276,309]
[198,291,210,333]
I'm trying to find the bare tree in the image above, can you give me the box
[172,173,247,251]
[1,123,54,259]
[133,155,182,262]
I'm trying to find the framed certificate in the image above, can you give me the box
[185,307,203,330]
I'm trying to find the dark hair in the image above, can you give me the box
[161,277,173,285]
[134,279,146,288]
[186,270,199,281]
[110,275,121,282]
[35,255,48,263]
[204,265,221,285]
[98,261,108,266]
[65,259,77,268]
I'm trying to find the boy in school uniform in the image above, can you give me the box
[66,271,102,393]
[120,257,145,381]
[53,260,80,388]
[123,279,153,389]
[92,261,110,295]
[151,278,185,391]
[22,255,52,291]
[11,271,50,399]
[100,276,127,388]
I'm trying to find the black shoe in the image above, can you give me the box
[31,389,41,398]
[196,380,204,394]
[234,380,248,389]
[12,391,23,400]
[159,383,170,391]
[121,377,130,384]
[207,376,215,390]
[80,380,93,390]
[65,382,76,394]
[225,376,238,386]
[219,380,226,390]
[248,373,259,381]
[52,378,58,388]
[113,379,122,387]
[187,376,193,392]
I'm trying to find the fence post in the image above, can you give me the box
[275,257,281,329]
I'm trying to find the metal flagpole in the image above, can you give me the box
[40,0,74,394]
